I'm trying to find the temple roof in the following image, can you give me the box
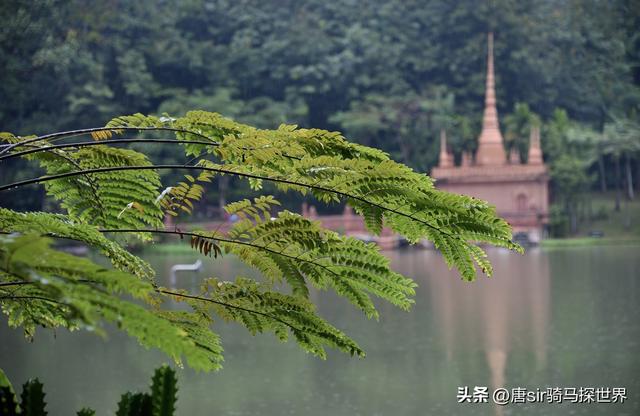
[432,33,548,182]
[431,163,547,183]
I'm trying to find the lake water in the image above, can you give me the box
[1,245,639,415]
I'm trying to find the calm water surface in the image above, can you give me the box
[1,245,639,415]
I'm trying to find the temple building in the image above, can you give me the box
[431,34,549,243]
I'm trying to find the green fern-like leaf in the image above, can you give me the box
[0,111,524,371]
[2,136,164,235]
[0,209,154,280]
[0,234,222,371]
[194,199,416,318]
[186,277,364,358]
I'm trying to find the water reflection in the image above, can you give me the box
[1,246,638,415]
[391,248,551,416]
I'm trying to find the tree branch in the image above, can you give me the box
[99,228,349,284]
[0,126,214,155]
[0,278,308,335]
[0,294,69,306]
[157,288,305,333]
[0,164,448,237]
[0,138,217,162]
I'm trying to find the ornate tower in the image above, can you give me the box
[431,32,549,243]
[475,33,507,166]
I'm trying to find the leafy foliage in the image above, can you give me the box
[0,112,520,375]
[0,233,222,371]
[1,134,164,236]
[2,1,637,164]
[0,209,154,280]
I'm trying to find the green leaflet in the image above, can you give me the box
[0,133,164,235]
[0,209,154,280]
[194,277,364,358]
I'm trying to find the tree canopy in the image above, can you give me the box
[1,0,638,168]
[2,1,639,238]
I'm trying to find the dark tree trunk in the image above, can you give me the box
[625,153,634,200]
[615,156,621,212]
[624,197,632,230]
[636,158,640,193]
[598,154,607,192]
[567,200,578,235]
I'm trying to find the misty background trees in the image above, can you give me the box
[1,0,639,236]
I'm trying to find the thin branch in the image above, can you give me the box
[1,134,301,161]
[0,138,217,162]
[0,276,307,335]
[0,164,448,236]
[0,281,31,287]
[158,288,304,333]
[0,294,69,306]
[100,228,347,282]
[18,142,109,223]
[0,126,214,155]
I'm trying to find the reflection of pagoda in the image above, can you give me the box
[431,33,549,242]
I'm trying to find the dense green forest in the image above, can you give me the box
[1,0,639,235]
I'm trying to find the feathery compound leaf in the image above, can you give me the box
[158,171,215,218]
[4,139,165,234]
[0,111,522,370]
[192,278,364,358]
[0,234,222,371]
[184,199,415,319]
[105,113,165,129]
[0,209,154,280]
[190,124,521,279]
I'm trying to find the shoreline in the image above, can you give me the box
[540,237,640,248]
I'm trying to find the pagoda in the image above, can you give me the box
[431,33,549,242]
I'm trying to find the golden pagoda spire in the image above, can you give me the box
[475,33,506,166]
